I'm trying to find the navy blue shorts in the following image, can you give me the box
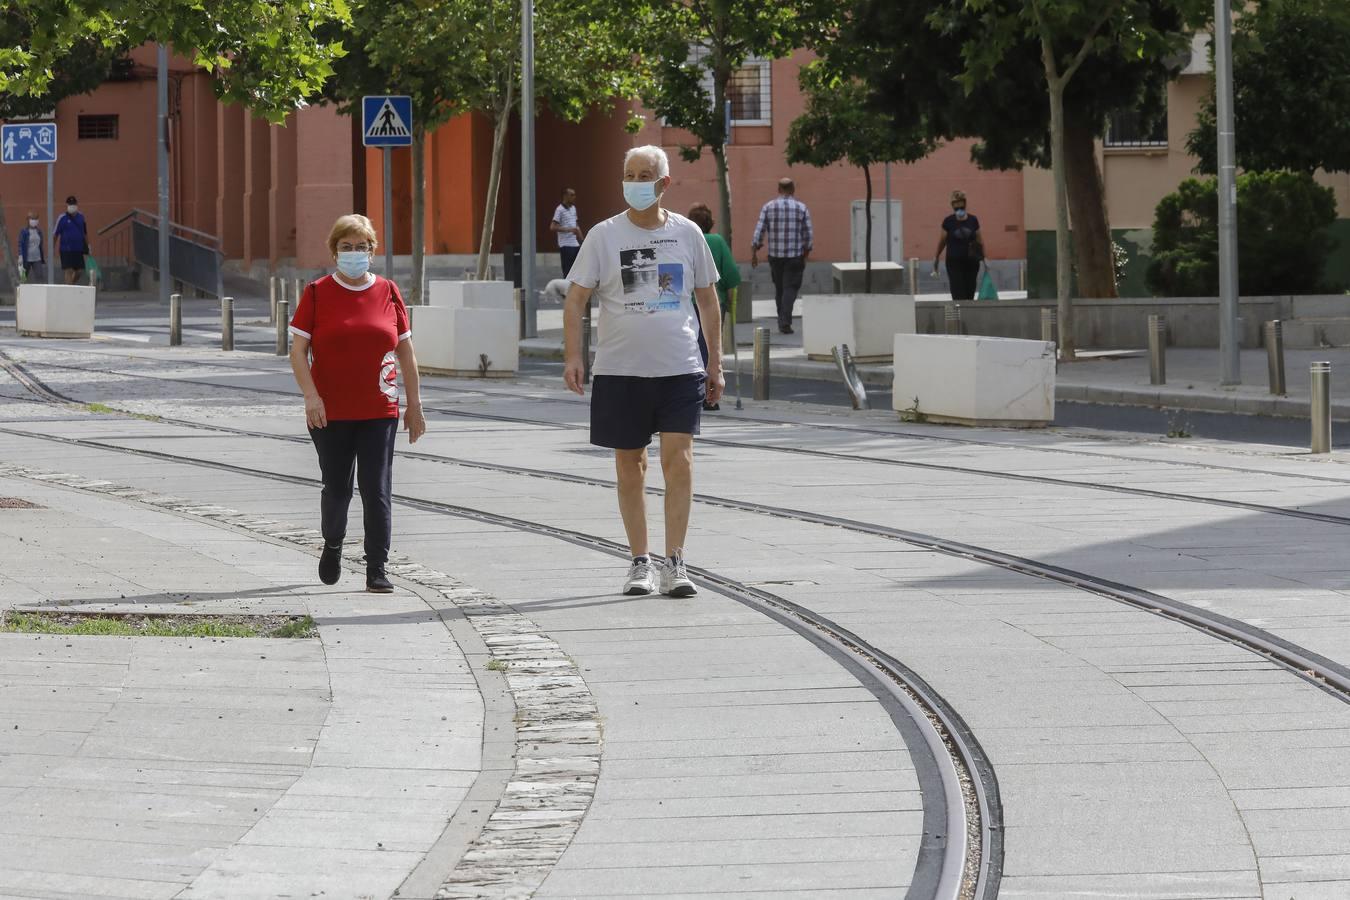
[590,373,706,449]
[60,251,85,271]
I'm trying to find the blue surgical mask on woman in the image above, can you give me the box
[622,180,660,211]
[336,251,371,279]
[954,208,969,220]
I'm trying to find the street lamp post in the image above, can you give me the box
[157,44,171,306]
[521,0,538,338]
[1215,0,1240,385]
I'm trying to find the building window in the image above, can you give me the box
[682,47,773,127]
[77,115,119,140]
[1104,109,1166,149]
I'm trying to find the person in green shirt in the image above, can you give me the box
[686,203,741,411]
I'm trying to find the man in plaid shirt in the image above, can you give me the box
[750,178,813,334]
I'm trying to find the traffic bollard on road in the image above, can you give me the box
[169,293,182,347]
[945,304,962,335]
[1040,308,1057,345]
[753,327,771,401]
[276,300,289,356]
[907,258,919,295]
[1148,314,1166,385]
[1265,320,1286,396]
[221,297,234,352]
[1311,361,1332,453]
[268,276,278,325]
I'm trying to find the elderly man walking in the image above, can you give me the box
[562,145,724,598]
[750,177,813,334]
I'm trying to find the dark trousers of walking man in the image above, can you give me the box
[768,255,805,333]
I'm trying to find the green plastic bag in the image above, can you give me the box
[977,267,999,301]
[84,254,101,286]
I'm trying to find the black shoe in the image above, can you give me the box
[779,325,794,334]
[319,544,342,585]
[366,567,394,593]
[703,401,720,411]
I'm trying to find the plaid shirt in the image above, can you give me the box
[752,195,813,258]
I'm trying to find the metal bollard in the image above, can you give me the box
[1040,308,1057,345]
[268,276,278,325]
[169,293,182,347]
[293,278,304,310]
[1311,361,1332,453]
[581,301,593,384]
[907,257,919,295]
[753,326,771,401]
[276,300,289,356]
[1147,314,1166,385]
[221,296,234,352]
[945,304,962,335]
[1019,259,1028,292]
[1265,320,1286,396]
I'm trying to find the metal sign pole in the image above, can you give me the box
[46,162,54,284]
[157,43,171,305]
[521,0,538,338]
[1215,0,1240,385]
[383,147,393,283]
[884,163,893,263]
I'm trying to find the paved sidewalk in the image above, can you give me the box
[6,334,1350,897]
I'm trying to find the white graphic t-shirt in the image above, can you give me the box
[567,210,717,378]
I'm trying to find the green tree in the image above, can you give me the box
[949,0,1203,359]
[1187,0,1350,175]
[786,61,936,293]
[1147,170,1337,295]
[3,0,349,122]
[635,0,837,253]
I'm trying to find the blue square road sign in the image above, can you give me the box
[362,96,413,147]
[1,122,58,164]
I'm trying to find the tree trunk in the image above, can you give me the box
[0,201,20,296]
[410,127,426,305]
[475,81,515,281]
[862,164,873,294]
[1046,69,1076,360]
[1063,114,1117,299]
[711,67,733,252]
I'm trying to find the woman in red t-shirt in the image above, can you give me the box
[288,214,426,593]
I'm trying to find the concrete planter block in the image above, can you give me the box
[16,284,96,338]
[892,333,1055,427]
[831,262,904,295]
[410,305,518,377]
[427,280,515,310]
[803,293,916,361]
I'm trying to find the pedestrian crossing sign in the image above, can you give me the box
[1,122,57,164]
[362,96,413,147]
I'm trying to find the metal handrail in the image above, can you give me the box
[98,208,222,249]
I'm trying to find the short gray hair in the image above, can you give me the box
[624,145,669,178]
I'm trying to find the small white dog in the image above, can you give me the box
[543,278,570,304]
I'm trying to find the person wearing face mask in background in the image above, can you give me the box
[287,214,426,594]
[17,212,45,283]
[561,145,723,599]
[932,189,984,301]
[52,196,89,285]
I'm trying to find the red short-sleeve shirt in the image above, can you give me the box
[289,273,411,421]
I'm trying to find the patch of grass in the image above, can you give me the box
[1,611,317,639]
[899,396,928,424]
[1165,412,1193,439]
[485,658,508,672]
[82,402,161,422]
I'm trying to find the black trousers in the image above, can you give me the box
[768,255,805,330]
[309,418,397,567]
[947,257,981,301]
[560,246,580,277]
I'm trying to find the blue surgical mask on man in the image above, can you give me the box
[336,251,371,279]
[622,180,661,211]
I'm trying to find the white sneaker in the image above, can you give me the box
[660,554,697,598]
[623,557,657,595]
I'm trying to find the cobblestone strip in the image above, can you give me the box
[0,461,601,900]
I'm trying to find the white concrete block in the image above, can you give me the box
[802,293,915,361]
[16,284,96,338]
[892,334,1054,427]
[410,306,518,377]
[427,280,515,311]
